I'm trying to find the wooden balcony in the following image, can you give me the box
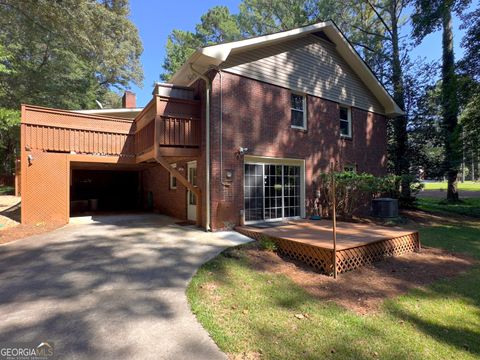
[135,115,201,162]
[21,91,202,166]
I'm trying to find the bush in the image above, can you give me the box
[258,235,277,252]
[380,174,424,208]
[313,172,423,219]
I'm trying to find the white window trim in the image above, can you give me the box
[291,93,307,130]
[339,105,352,138]
[169,163,177,189]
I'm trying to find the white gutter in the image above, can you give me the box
[75,108,143,114]
[189,64,211,231]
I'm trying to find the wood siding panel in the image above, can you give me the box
[24,124,135,158]
[221,35,384,114]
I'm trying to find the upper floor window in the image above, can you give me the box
[170,163,177,189]
[339,106,352,138]
[291,93,307,129]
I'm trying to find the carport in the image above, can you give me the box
[70,163,143,216]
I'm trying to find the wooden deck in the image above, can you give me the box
[236,220,420,275]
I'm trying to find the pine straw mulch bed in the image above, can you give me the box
[240,244,474,315]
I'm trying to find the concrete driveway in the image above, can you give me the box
[0,214,250,359]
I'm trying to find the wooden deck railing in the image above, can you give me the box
[156,115,200,148]
[135,120,155,155]
[22,105,136,158]
[24,124,135,158]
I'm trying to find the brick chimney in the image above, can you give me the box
[122,91,136,108]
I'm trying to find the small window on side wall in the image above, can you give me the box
[170,163,177,189]
[339,106,352,138]
[291,93,307,129]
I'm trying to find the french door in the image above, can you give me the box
[244,163,301,222]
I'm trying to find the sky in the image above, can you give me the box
[128,0,476,108]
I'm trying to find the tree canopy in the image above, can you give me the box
[0,0,143,175]
[0,0,143,110]
[161,6,241,81]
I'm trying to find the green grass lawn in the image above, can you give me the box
[416,197,480,218]
[188,221,480,359]
[0,186,14,195]
[422,181,480,191]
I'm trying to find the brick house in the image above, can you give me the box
[20,21,403,231]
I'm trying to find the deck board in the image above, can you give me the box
[238,220,415,250]
[236,220,420,275]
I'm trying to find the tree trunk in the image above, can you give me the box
[389,0,410,198]
[472,150,475,181]
[441,7,460,201]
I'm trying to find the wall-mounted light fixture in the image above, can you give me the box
[238,147,249,155]
[27,154,34,166]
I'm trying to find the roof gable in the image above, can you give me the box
[221,34,385,114]
[171,21,403,116]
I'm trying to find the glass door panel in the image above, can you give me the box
[244,164,263,221]
[244,163,301,222]
[283,165,300,217]
[264,165,283,220]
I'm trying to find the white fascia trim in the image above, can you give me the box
[75,108,143,114]
[200,21,331,60]
[171,22,331,86]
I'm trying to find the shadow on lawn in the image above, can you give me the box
[384,268,480,357]
[197,239,480,359]
[418,225,480,260]
[250,322,389,360]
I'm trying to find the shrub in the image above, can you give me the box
[258,235,277,252]
[313,172,422,219]
[316,172,378,219]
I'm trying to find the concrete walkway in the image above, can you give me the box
[0,214,251,360]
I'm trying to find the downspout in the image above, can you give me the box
[215,68,229,188]
[190,64,211,231]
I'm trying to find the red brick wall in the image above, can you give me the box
[208,71,388,230]
[142,163,187,220]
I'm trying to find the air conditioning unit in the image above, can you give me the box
[371,198,399,218]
